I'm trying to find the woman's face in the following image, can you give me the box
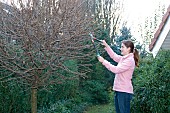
[120,43,131,56]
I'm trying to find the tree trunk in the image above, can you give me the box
[31,87,37,113]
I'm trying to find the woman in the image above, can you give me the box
[98,40,139,113]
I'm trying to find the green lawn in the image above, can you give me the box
[83,103,116,113]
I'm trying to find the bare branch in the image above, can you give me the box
[0,0,95,88]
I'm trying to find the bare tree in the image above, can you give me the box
[0,0,94,112]
[88,0,123,44]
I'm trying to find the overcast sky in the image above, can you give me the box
[122,0,169,39]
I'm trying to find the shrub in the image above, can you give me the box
[81,80,109,104]
[0,80,30,113]
[38,99,89,113]
[131,50,170,113]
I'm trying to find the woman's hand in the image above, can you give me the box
[101,40,109,47]
[98,56,105,63]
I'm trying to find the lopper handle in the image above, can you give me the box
[89,33,100,57]
[89,33,102,42]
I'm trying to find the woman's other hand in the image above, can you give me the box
[98,56,105,63]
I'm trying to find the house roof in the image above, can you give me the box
[149,5,170,51]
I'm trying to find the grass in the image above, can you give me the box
[83,102,116,113]
[83,91,116,113]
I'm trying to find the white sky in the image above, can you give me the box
[122,0,170,39]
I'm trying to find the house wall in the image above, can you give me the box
[161,30,170,49]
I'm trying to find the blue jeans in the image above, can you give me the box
[114,91,133,113]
